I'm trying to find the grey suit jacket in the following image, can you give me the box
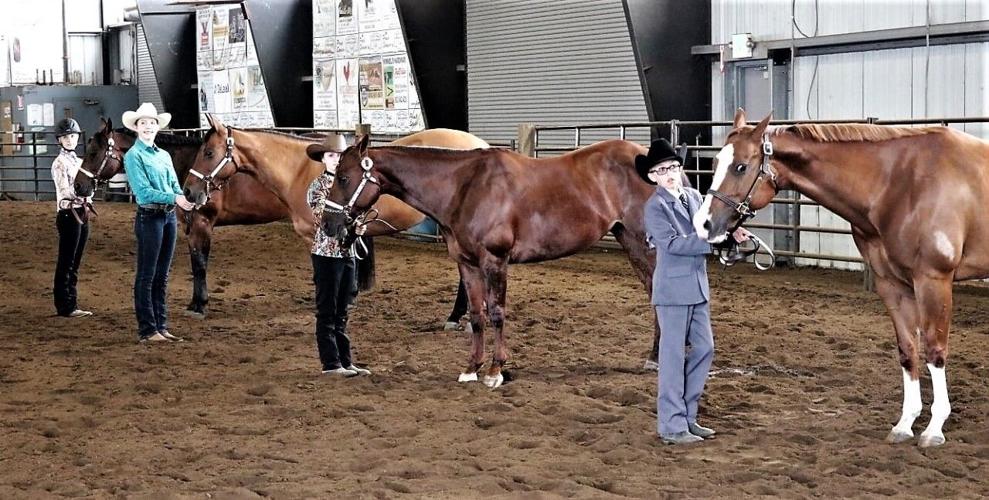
[644,186,712,306]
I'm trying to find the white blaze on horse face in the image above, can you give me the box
[694,143,735,240]
[934,231,955,260]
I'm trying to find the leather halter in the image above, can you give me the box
[707,134,779,270]
[77,136,122,184]
[323,155,379,222]
[188,134,237,200]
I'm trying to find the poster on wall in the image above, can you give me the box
[312,0,423,133]
[195,5,274,128]
[8,0,65,84]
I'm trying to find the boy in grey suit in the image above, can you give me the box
[638,139,749,445]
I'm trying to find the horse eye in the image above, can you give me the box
[339,176,349,187]
[735,163,748,174]
[205,150,214,159]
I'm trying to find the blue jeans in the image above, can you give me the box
[134,208,177,339]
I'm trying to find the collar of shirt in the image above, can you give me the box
[663,186,684,199]
[59,149,77,159]
[138,140,159,153]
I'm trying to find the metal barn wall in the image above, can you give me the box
[710,1,989,270]
[466,0,651,148]
[136,24,165,114]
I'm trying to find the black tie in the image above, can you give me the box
[679,192,690,213]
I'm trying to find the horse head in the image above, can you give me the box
[694,108,779,244]
[184,114,241,207]
[75,117,127,197]
[324,134,383,244]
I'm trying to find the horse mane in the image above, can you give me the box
[779,123,943,143]
[113,127,203,146]
[239,128,320,144]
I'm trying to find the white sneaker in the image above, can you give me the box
[322,367,358,377]
[346,365,371,376]
[68,309,93,318]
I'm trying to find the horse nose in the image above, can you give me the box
[703,220,711,231]
[183,186,192,198]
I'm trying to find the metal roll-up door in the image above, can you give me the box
[466,0,650,149]
[136,24,165,112]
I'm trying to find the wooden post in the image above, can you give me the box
[517,123,536,157]
[863,263,876,292]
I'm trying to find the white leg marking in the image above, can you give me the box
[919,364,951,447]
[458,372,478,383]
[482,372,504,389]
[693,144,734,239]
[889,367,922,440]
[933,231,956,260]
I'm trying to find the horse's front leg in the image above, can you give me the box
[872,276,923,444]
[184,209,216,319]
[457,263,487,383]
[913,273,954,448]
[482,259,509,389]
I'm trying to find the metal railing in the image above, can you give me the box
[0,130,89,200]
[525,116,989,266]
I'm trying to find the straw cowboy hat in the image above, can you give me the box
[306,133,348,161]
[635,139,688,185]
[122,102,172,131]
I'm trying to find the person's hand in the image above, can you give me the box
[732,227,752,243]
[175,194,195,211]
[354,223,368,236]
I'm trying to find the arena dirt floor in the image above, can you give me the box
[2,201,989,499]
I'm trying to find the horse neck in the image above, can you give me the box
[773,133,883,231]
[371,147,476,224]
[237,132,321,209]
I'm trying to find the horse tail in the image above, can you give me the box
[356,236,376,291]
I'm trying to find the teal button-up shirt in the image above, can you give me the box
[124,140,182,206]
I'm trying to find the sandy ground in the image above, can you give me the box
[2,200,989,499]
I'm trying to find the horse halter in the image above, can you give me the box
[707,133,779,270]
[323,155,379,223]
[77,136,122,183]
[188,135,237,198]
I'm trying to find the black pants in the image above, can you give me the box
[312,254,358,370]
[54,208,89,316]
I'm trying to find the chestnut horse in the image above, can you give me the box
[320,135,660,388]
[181,116,491,321]
[695,108,989,447]
[74,118,289,318]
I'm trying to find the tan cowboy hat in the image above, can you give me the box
[122,102,172,131]
[305,133,348,161]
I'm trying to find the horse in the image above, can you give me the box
[180,115,490,325]
[319,135,661,388]
[74,118,290,318]
[694,108,989,447]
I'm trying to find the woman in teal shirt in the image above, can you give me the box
[122,103,195,343]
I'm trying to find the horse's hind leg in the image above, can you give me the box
[444,278,470,331]
[185,210,215,319]
[873,276,923,444]
[458,264,487,383]
[612,224,660,369]
[913,273,954,448]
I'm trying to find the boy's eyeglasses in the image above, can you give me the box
[649,164,682,175]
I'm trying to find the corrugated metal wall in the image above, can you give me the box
[136,24,165,112]
[466,0,650,148]
[711,0,989,269]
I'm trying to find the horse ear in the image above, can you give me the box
[733,108,747,129]
[99,117,109,132]
[205,113,216,130]
[356,134,370,154]
[210,114,228,135]
[753,112,773,137]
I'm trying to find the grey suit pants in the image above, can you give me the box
[655,302,714,435]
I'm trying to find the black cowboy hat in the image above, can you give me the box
[305,133,348,161]
[635,139,688,185]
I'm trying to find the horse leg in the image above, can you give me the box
[444,278,471,332]
[913,273,954,448]
[457,263,488,383]
[873,276,923,444]
[612,224,660,369]
[185,210,215,319]
[482,259,509,389]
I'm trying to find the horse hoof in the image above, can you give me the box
[458,372,478,383]
[443,321,458,331]
[183,309,206,320]
[885,429,914,444]
[918,434,946,448]
[482,373,504,389]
